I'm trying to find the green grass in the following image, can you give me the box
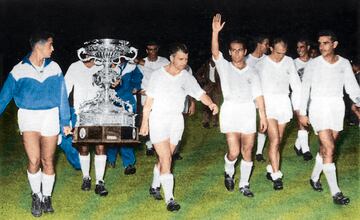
[0,102,359,220]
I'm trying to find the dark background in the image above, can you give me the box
[0,0,358,84]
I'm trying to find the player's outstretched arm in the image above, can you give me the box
[212,13,225,60]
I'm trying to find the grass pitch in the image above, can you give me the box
[0,102,359,220]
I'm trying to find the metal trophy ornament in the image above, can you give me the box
[72,39,140,144]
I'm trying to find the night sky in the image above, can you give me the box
[0,0,358,83]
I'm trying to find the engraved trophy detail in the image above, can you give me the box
[72,39,140,144]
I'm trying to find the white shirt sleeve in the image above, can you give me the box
[343,60,360,104]
[145,71,158,98]
[250,72,263,100]
[186,66,193,75]
[138,65,154,91]
[253,59,264,83]
[64,65,75,97]
[299,61,314,115]
[184,72,205,101]
[212,52,228,78]
[288,59,302,110]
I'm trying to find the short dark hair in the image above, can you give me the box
[229,38,247,50]
[146,41,159,47]
[271,38,287,48]
[29,30,54,49]
[297,38,310,46]
[254,35,269,45]
[169,43,189,56]
[318,30,337,42]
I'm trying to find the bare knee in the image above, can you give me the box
[270,136,280,146]
[319,139,333,151]
[268,137,280,152]
[226,133,241,160]
[78,146,89,155]
[159,155,172,174]
[227,150,240,161]
[41,157,54,174]
[322,146,334,161]
[241,146,252,161]
[28,157,41,172]
[95,145,106,155]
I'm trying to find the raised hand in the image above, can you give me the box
[212,13,225,33]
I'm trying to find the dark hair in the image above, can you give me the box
[254,35,269,45]
[297,38,310,46]
[146,40,159,47]
[318,30,337,42]
[271,38,287,48]
[169,43,189,56]
[309,42,320,57]
[229,38,247,50]
[29,30,54,49]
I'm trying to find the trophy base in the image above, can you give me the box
[73,126,140,144]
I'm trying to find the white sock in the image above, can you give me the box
[146,140,153,150]
[27,169,42,196]
[151,164,161,188]
[311,153,323,182]
[79,153,91,178]
[266,164,273,174]
[224,154,237,177]
[42,173,55,197]
[323,163,341,196]
[271,170,283,180]
[256,133,266,155]
[95,155,107,184]
[299,130,310,152]
[239,160,253,188]
[294,131,301,150]
[159,173,174,204]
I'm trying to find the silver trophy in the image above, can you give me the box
[73,39,140,144]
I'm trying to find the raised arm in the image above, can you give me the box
[212,13,225,60]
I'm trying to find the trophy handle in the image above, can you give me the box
[78,47,103,65]
[77,48,93,62]
[119,47,138,62]
[94,59,104,66]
